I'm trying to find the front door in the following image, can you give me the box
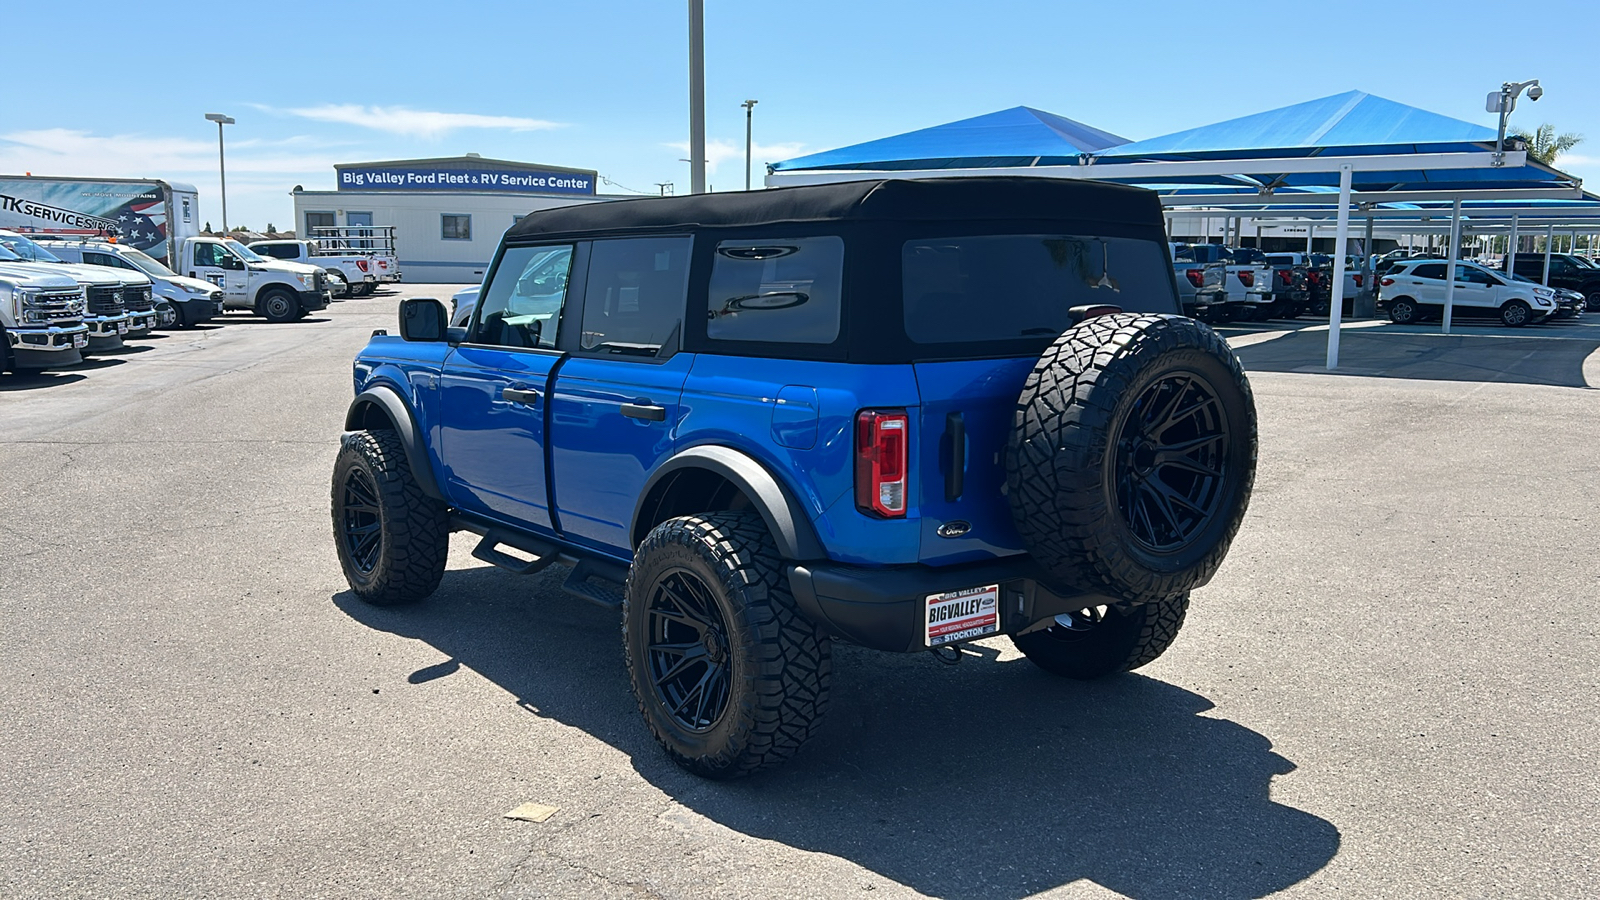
[189,242,248,301]
[439,243,578,533]
[548,235,694,556]
[1451,266,1497,311]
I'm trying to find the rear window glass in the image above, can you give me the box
[707,237,843,344]
[902,235,1177,344]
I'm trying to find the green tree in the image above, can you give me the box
[265,223,276,234]
[1508,123,1584,165]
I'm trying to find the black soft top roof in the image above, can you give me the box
[504,176,1162,240]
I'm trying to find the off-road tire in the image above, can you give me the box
[623,512,830,779]
[1500,299,1531,327]
[331,429,448,606]
[1388,297,1419,324]
[1012,593,1190,680]
[260,288,299,323]
[1006,313,1256,603]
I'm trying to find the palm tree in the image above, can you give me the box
[1508,123,1584,165]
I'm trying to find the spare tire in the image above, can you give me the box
[1006,313,1256,602]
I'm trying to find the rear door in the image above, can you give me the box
[438,243,578,532]
[547,236,694,556]
[902,232,1180,565]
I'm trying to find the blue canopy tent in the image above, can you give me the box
[1096,91,1576,195]
[768,90,1587,366]
[770,106,1128,173]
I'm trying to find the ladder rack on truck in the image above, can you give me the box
[309,225,396,255]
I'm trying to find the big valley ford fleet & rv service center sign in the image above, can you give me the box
[336,164,595,195]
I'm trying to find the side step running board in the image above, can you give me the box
[563,559,629,609]
[471,529,559,576]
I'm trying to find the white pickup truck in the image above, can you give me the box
[248,239,386,297]
[174,237,330,323]
[0,265,89,372]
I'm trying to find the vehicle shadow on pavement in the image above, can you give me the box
[335,566,1340,900]
[1233,329,1600,387]
[0,370,89,390]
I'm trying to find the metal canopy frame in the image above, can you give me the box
[768,149,1560,367]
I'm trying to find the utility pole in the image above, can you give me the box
[741,99,758,191]
[687,0,706,194]
[656,183,674,197]
[204,113,235,231]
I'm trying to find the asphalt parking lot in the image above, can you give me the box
[3,287,1597,899]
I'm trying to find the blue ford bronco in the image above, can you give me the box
[332,177,1257,778]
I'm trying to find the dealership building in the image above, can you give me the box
[290,155,614,283]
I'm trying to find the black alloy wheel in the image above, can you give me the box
[1389,298,1418,324]
[340,467,383,575]
[644,568,733,732]
[1113,372,1231,554]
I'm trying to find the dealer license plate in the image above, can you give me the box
[924,584,1000,647]
[116,321,129,334]
[73,334,88,349]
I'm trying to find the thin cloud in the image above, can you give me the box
[0,128,341,176]
[667,139,807,175]
[280,104,564,139]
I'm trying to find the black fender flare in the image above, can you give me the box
[632,445,825,562]
[343,386,444,500]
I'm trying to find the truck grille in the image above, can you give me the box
[86,285,125,316]
[27,288,86,324]
[123,284,154,311]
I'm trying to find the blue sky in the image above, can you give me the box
[4,0,1596,231]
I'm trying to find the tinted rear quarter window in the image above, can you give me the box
[902,235,1177,344]
[1410,263,1447,280]
[707,236,843,344]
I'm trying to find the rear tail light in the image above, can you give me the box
[1308,271,1322,285]
[1353,274,1364,287]
[855,409,909,518]
[356,259,370,272]
[1380,277,1395,287]
[1238,271,1255,288]
[1185,269,1203,287]
[1279,270,1293,283]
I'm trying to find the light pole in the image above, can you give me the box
[687,1,706,194]
[741,100,758,191]
[1486,79,1542,167]
[204,113,235,231]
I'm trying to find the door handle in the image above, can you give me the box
[621,402,667,422]
[502,387,540,405]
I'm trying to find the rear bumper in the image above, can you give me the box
[787,556,1118,653]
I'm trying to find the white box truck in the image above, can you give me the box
[0,176,199,269]
[1,176,330,323]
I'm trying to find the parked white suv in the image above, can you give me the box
[1377,259,1556,327]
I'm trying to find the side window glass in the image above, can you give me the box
[472,244,574,350]
[708,236,843,344]
[580,236,691,357]
[1411,264,1446,280]
[193,243,217,267]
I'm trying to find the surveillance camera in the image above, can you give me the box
[1528,84,1544,100]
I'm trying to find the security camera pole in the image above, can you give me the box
[204,113,235,231]
[742,100,758,191]
[688,1,706,195]
[1488,79,1542,167]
